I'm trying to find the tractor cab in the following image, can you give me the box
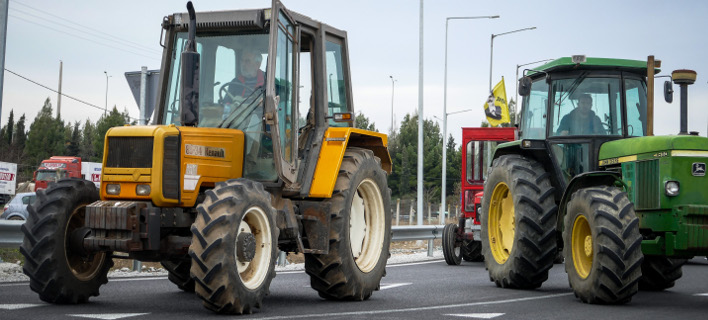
[518,57,651,185]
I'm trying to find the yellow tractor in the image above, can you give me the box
[21,1,392,314]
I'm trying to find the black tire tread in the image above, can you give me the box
[443,224,462,265]
[638,256,686,291]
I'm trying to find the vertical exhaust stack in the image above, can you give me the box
[671,69,697,135]
[180,1,200,126]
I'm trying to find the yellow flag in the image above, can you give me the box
[483,77,510,127]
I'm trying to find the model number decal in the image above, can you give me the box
[599,158,619,166]
[185,144,225,158]
[653,151,668,158]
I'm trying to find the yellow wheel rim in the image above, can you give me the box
[571,214,592,279]
[488,182,515,264]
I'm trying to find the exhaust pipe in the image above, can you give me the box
[180,1,200,126]
[671,69,697,135]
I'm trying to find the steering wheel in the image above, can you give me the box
[219,81,254,104]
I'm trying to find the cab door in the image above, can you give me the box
[265,0,299,185]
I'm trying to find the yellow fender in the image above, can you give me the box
[308,128,391,198]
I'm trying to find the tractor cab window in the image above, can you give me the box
[550,76,622,136]
[325,41,350,127]
[466,140,501,184]
[625,78,647,137]
[519,79,549,139]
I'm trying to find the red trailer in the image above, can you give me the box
[33,156,82,191]
[443,127,516,265]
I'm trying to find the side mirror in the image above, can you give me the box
[664,80,673,103]
[518,76,532,96]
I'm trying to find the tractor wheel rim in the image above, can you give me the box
[488,182,514,264]
[349,178,385,273]
[572,214,592,279]
[65,203,106,281]
[235,206,272,289]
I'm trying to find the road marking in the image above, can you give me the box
[380,282,412,290]
[0,303,45,310]
[388,260,444,268]
[252,293,572,320]
[68,313,149,320]
[446,313,505,319]
[694,293,708,296]
[109,276,167,282]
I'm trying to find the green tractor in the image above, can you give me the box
[480,55,707,304]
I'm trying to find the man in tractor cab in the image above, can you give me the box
[228,48,265,100]
[556,94,606,135]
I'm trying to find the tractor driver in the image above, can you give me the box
[228,48,265,100]
[556,94,605,136]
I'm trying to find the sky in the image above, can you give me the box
[2,0,708,145]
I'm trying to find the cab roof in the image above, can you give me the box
[531,57,659,75]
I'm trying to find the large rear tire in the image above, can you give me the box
[20,178,113,303]
[442,223,462,265]
[638,256,686,291]
[481,155,557,289]
[563,186,643,304]
[161,258,195,292]
[462,240,484,262]
[305,148,391,301]
[189,179,278,314]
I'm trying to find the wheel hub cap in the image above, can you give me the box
[237,232,257,262]
[489,182,514,264]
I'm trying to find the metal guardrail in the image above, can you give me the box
[0,220,24,248]
[0,220,443,248]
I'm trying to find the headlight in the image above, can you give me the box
[136,184,151,196]
[106,184,121,195]
[665,181,680,196]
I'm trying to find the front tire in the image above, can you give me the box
[481,155,557,289]
[189,179,278,314]
[442,223,462,265]
[161,258,195,292]
[563,186,643,304]
[20,178,113,303]
[305,148,391,301]
[638,256,686,291]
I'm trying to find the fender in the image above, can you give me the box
[556,171,625,233]
[308,127,391,198]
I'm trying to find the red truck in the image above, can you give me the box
[443,127,517,265]
[34,157,102,191]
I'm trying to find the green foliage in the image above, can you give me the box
[24,98,66,169]
[354,112,377,132]
[79,119,96,162]
[67,121,81,156]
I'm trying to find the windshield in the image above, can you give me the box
[163,32,269,129]
[550,75,622,136]
[36,170,61,181]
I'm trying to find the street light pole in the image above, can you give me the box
[489,27,537,92]
[514,58,552,124]
[104,71,110,115]
[441,15,498,224]
[389,75,396,133]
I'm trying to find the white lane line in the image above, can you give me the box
[446,313,505,319]
[109,276,167,282]
[252,293,573,320]
[694,293,708,296]
[0,303,46,310]
[380,282,412,290]
[387,260,444,268]
[68,313,149,320]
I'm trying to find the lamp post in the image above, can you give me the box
[441,15,499,224]
[104,71,111,115]
[489,27,536,92]
[513,58,552,125]
[389,75,396,133]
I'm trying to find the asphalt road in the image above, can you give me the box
[1,257,707,320]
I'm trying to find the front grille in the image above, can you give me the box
[106,137,153,168]
[162,135,180,200]
[635,159,660,210]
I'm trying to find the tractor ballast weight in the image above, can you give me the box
[480,55,708,304]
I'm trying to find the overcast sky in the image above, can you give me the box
[2,0,707,143]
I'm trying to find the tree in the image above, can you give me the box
[79,120,96,162]
[354,112,377,132]
[67,121,81,156]
[24,98,66,168]
[93,106,128,161]
[2,110,14,146]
